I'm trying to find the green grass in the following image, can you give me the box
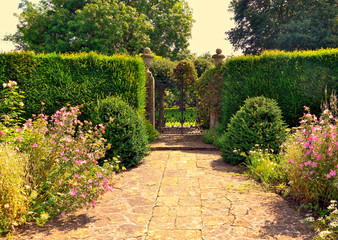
[164,107,197,126]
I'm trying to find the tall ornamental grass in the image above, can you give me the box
[0,145,29,233]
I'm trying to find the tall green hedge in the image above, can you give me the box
[0,51,146,120]
[219,49,337,127]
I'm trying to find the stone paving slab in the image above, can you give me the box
[150,134,218,150]
[10,147,314,240]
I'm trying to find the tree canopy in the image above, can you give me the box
[122,0,194,59]
[226,0,338,55]
[6,0,193,59]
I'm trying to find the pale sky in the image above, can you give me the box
[0,0,241,57]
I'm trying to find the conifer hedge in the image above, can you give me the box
[0,52,147,120]
[218,49,337,127]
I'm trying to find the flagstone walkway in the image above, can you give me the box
[13,135,314,240]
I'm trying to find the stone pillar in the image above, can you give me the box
[209,48,225,129]
[141,47,155,128]
[212,48,225,67]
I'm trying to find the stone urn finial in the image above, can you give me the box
[141,47,154,71]
[212,48,225,67]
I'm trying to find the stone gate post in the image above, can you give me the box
[141,47,155,127]
[209,48,225,129]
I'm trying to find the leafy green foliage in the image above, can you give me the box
[193,58,214,78]
[6,0,193,60]
[122,0,194,60]
[221,96,287,165]
[0,52,147,121]
[91,97,149,168]
[196,67,221,129]
[150,56,176,91]
[173,60,197,86]
[145,120,159,142]
[227,0,337,55]
[6,0,152,55]
[220,49,338,127]
[202,124,225,146]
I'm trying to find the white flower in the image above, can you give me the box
[4,204,9,208]
[318,230,331,238]
[19,102,24,107]
[2,83,7,88]
[329,219,338,228]
[302,217,315,223]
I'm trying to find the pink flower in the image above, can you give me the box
[81,193,86,198]
[16,128,22,133]
[304,142,310,148]
[330,169,336,176]
[304,161,311,166]
[33,143,38,148]
[69,188,77,196]
[61,211,66,217]
[316,155,322,161]
[312,162,317,168]
[327,169,337,178]
[305,149,312,155]
[16,136,23,142]
[89,200,95,207]
[75,148,80,153]
[97,172,103,178]
[74,174,80,178]
[57,180,62,185]
[51,141,56,145]
[88,179,93,183]
[299,164,304,169]
[309,134,319,142]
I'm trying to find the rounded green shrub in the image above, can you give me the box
[221,96,287,165]
[91,96,149,168]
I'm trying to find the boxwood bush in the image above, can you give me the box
[221,96,287,165]
[91,96,149,168]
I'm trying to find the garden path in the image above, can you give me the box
[13,135,314,240]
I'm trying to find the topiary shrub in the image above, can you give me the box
[221,96,287,165]
[91,96,149,168]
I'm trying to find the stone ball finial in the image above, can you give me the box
[144,47,151,54]
[212,48,225,67]
[141,47,154,70]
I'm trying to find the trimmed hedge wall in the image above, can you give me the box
[0,52,146,120]
[219,49,338,127]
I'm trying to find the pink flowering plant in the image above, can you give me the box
[282,106,337,205]
[20,106,117,224]
[0,82,118,230]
